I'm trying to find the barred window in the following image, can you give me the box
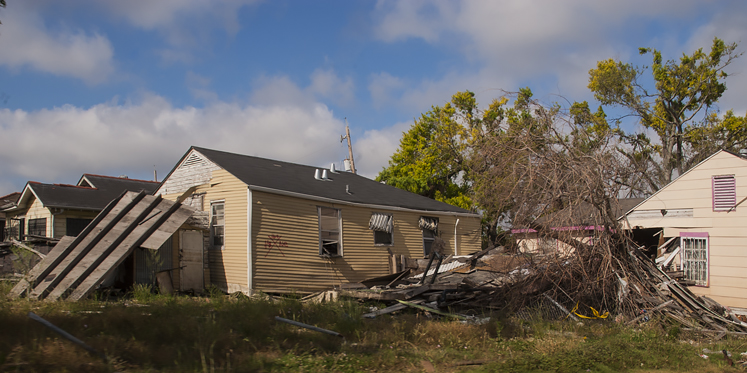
[682,235,708,286]
[27,218,47,237]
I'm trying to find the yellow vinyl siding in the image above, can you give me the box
[51,211,99,238]
[160,169,248,293]
[251,190,481,292]
[24,197,52,237]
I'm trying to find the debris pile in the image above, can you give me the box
[340,237,747,336]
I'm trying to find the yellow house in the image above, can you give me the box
[3,175,159,241]
[623,150,747,308]
[157,146,482,295]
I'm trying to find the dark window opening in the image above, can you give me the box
[66,218,93,236]
[319,207,342,257]
[27,218,47,237]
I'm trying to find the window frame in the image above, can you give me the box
[420,216,439,257]
[27,218,47,237]
[66,218,93,237]
[318,206,343,257]
[681,232,709,287]
[210,201,225,250]
[370,213,394,246]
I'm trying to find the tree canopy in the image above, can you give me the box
[378,37,743,247]
[588,37,744,193]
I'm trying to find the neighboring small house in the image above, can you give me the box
[156,146,482,295]
[623,150,747,308]
[513,198,643,254]
[2,174,159,241]
[0,192,21,242]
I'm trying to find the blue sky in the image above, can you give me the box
[1,1,746,196]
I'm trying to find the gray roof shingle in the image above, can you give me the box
[191,146,474,214]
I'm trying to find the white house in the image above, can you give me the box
[623,150,747,308]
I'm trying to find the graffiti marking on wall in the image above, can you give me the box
[264,234,288,257]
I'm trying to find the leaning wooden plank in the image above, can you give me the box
[44,195,163,301]
[140,205,193,249]
[67,201,193,301]
[9,239,46,259]
[14,192,136,299]
[626,300,674,325]
[8,236,75,298]
[362,299,424,318]
[396,300,468,319]
[28,192,144,300]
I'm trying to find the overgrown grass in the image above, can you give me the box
[0,279,744,372]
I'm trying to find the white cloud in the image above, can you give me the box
[353,121,411,179]
[370,0,747,114]
[368,72,404,109]
[0,92,352,195]
[0,6,114,84]
[308,69,355,107]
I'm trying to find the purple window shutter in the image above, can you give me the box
[712,175,736,211]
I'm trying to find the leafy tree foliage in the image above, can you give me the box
[375,91,477,210]
[588,38,743,193]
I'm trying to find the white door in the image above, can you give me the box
[180,230,204,291]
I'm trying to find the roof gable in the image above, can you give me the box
[626,150,747,214]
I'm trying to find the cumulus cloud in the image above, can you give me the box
[0,94,352,194]
[353,121,412,179]
[98,0,260,48]
[369,0,743,111]
[309,69,355,107]
[0,6,114,84]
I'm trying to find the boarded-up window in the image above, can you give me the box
[369,213,393,245]
[210,202,225,250]
[28,218,46,237]
[713,175,736,211]
[66,218,93,236]
[318,207,342,257]
[682,235,708,286]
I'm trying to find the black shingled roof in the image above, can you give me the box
[191,147,474,214]
[23,176,159,211]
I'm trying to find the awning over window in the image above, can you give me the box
[369,213,392,233]
[418,216,438,231]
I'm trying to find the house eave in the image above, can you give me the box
[247,185,481,218]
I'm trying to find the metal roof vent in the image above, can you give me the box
[314,169,322,180]
[330,163,338,173]
[321,169,330,180]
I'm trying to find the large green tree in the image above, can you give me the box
[588,38,743,193]
[376,91,480,210]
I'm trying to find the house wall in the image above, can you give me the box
[625,151,747,307]
[159,167,249,294]
[5,196,53,238]
[251,190,481,293]
[51,211,99,238]
[515,230,591,256]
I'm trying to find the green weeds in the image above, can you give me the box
[0,283,744,372]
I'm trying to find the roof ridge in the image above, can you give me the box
[83,173,159,184]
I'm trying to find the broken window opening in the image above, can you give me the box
[420,216,439,257]
[682,235,708,286]
[318,206,342,257]
[369,213,393,246]
[66,218,93,237]
[210,201,225,250]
